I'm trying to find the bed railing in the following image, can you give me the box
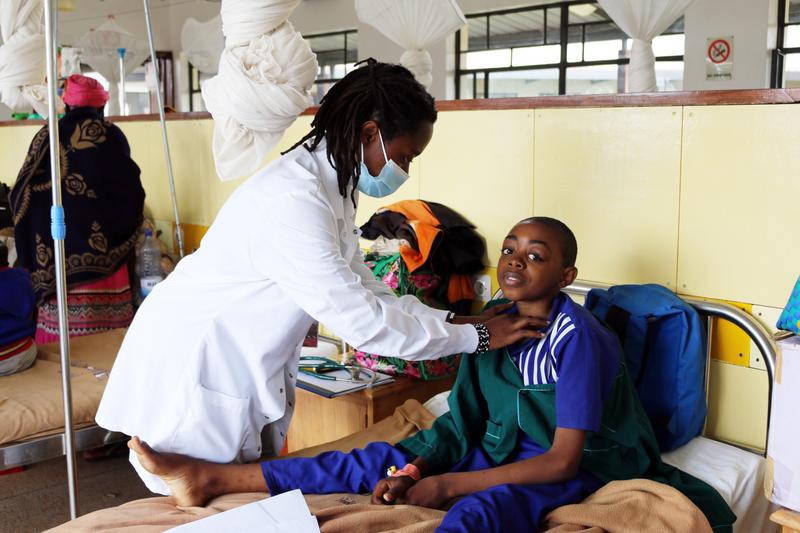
[0,427,126,469]
[563,281,777,456]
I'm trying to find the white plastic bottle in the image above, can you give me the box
[137,229,164,299]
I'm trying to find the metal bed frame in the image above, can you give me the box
[0,334,347,470]
[0,426,125,470]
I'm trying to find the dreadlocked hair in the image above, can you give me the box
[284,58,437,205]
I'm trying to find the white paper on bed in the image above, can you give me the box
[166,489,320,533]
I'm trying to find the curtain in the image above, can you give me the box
[354,0,465,89]
[0,0,49,116]
[181,14,224,75]
[597,0,696,93]
[60,47,82,78]
[145,52,175,112]
[201,0,318,182]
[77,18,147,116]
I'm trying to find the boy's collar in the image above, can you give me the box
[505,291,567,324]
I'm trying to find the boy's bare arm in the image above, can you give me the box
[389,428,586,508]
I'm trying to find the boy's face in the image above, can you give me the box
[497,222,577,304]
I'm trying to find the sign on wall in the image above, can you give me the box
[706,36,734,81]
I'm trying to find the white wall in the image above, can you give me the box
[684,0,776,90]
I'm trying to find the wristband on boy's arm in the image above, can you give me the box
[387,463,421,481]
[472,323,490,354]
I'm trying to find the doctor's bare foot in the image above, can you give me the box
[128,437,268,507]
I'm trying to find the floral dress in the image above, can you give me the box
[351,252,461,380]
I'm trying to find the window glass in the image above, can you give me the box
[566,64,621,94]
[546,8,561,44]
[512,44,561,67]
[655,61,684,91]
[567,24,584,63]
[466,16,488,51]
[459,74,476,99]
[652,34,685,57]
[305,30,357,104]
[488,69,559,97]
[786,25,800,48]
[489,11,543,49]
[465,48,512,70]
[789,0,800,24]
[785,53,800,88]
[457,2,684,98]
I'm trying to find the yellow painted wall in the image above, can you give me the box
[417,109,535,266]
[0,124,43,186]
[2,102,792,451]
[534,107,683,288]
[679,105,800,309]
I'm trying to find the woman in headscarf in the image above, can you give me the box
[10,74,145,343]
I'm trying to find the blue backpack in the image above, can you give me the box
[584,284,706,452]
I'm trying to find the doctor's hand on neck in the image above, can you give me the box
[484,313,547,350]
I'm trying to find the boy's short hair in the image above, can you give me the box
[0,241,8,267]
[517,217,577,267]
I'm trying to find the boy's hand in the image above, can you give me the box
[485,314,548,350]
[396,474,454,509]
[371,475,415,505]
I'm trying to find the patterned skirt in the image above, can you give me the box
[35,264,134,344]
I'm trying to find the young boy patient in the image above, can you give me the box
[129,217,734,532]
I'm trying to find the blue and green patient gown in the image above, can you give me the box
[261,294,735,533]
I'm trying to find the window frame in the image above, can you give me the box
[454,0,684,99]
[303,28,358,88]
[771,0,800,87]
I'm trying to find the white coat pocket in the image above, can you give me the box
[170,382,252,463]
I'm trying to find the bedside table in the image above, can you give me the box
[286,376,454,452]
[771,509,800,533]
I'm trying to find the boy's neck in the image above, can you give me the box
[514,292,560,320]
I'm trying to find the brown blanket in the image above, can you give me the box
[46,399,711,533]
[0,328,126,445]
[543,479,713,533]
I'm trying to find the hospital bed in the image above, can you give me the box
[40,282,779,531]
[0,330,346,470]
[0,329,128,470]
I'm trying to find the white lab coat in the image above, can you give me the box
[95,140,478,494]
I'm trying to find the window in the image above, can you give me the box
[83,52,175,116]
[772,0,800,87]
[455,1,684,98]
[305,30,358,104]
[187,63,210,112]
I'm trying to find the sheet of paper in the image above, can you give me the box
[167,489,319,533]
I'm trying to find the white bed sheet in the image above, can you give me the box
[422,391,776,533]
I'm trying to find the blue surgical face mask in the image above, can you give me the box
[357,130,409,198]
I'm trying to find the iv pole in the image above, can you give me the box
[44,0,79,519]
[142,0,185,258]
[118,47,126,115]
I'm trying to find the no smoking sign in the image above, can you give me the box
[708,39,731,64]
[706,36,734,81]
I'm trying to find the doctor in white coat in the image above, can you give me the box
[96,60,545,494]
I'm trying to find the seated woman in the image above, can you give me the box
[10,74,145,344]
[128,217,735,532]
[0,241,37,376]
